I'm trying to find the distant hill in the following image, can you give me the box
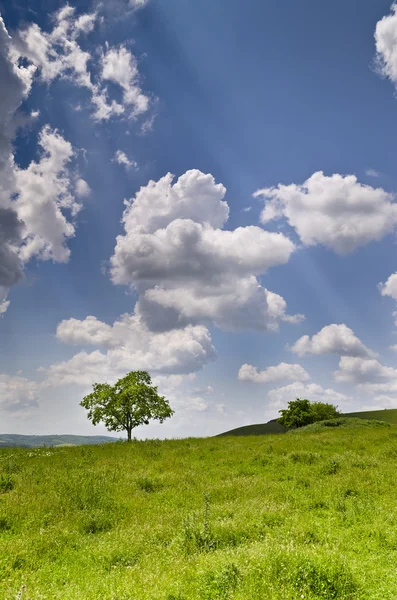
[0,434,119,448]
[217,408,397,436]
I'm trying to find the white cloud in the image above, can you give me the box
[290,324,376,358]
[57,315,113,346]
[255,171,397,254]
[366,169,380,178]
[0,298,10,316]
[14,126,81,263]
[334,356,397,385]
[379,273,397,325]
[0,17,32,308]
[13,6,150,122]
[74,12,97,35]
[333,355,397,402]
[380,272,397,300]
[238,362,310,384]
[130,0,149,7]
[0,208,24,289]
[0,16,87,313]
[0,18,84,310]
[41,350,110,388]
[75,178,91,198]
[0,374,39,412]
[373,395,397,408]
[179,396,209,412]
[267,381,351,410]
[101,46,149,118]
[152,374,210,413]
[45,311,216,387]
[114,170,229,236]
[110,170,301,332]
[375,4,397,88]
[114,150,138,170]
[14,8,95,88]
[140,279,304,332]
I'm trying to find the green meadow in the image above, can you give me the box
[2,418,397,599]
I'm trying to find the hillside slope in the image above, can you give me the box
[217,419,287,436]
[1,422,397,598]
[218,408,397,436]
[0,434,118,448]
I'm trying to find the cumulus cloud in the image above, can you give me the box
[14,126,81,263]
[375,4,397,89]
[255,171,397,254]
[334,356,397,385]
[75,178,91,198]
[0,374,39,412]
[0,17,33,203]
[130,0,149,7]
[0,18,84,310]
[380,272,397,300]
[0,289,10,315]
[267,381,351,410]
[372,395,397,408]
[333,354,397,402]
[0,13,90,314]
[44,311,216,387]
[110,170,301,331]
[101,46,149,118]
[13,6,95,87]
[238,362,310,384]
[290,324,376,358]
[13,5,150,121]
[379,273,397,325]
[0,18,31,309]
[113,150,137,170]
[0,207,24,289]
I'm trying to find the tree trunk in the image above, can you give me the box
[127,427,132,442]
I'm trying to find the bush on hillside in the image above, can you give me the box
[278,398,340,429]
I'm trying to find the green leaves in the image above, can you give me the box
[80,371,174,439]
[278,398,340,429]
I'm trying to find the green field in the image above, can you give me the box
[219,408,397,436]
[2,419,397,598]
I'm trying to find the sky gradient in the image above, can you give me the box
[2,0,397,438]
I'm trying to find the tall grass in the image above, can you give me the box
[0,421,397,598]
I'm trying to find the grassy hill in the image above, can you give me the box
[0,434,118,448]
[1,420,397,598]
[217,418,287,436]
[218,408,397,436]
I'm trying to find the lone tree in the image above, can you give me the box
[278,398,340,429]
[80,371,174,441]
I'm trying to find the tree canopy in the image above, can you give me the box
[277,398,340,429]
[80,371,174,441]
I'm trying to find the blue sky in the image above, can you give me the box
[2,0,397,438]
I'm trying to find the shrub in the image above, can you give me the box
[278,398,340,429]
